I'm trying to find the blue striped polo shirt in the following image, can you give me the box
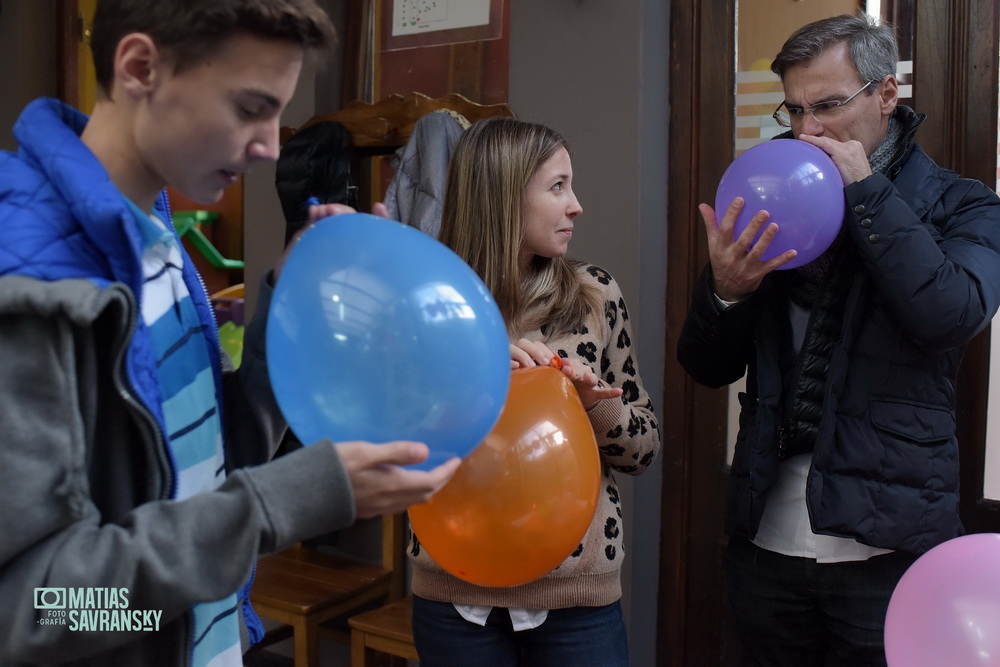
[126,198,242,667]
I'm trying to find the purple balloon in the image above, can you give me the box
[715,139,845,270]
[885,533,1000,666]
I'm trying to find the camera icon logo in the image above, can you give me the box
[34,588,66,609]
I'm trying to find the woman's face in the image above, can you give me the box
[520,147,583,265]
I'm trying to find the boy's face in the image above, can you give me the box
[134,32,304,205]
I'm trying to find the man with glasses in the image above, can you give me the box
[679,12,1000,666]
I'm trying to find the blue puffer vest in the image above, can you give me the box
[0,97,224,495]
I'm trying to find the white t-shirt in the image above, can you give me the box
[750,301,892,563]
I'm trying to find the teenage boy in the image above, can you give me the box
[0,1,459,665]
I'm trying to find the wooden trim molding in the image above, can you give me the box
[281,91,514,150]
[660,0,738,664]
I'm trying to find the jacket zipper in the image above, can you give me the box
[161,193,225,360]
[777,304,820,459]
[109,284,176,500]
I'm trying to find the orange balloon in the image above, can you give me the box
[408,366,600,587]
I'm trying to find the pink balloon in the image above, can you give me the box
[885,533,1000,666]
[715,139,845,269]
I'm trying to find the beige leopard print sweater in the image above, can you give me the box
[409,264,661,609]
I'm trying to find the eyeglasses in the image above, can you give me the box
[772,79,879,128]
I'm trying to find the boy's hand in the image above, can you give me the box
[334,441,461,518]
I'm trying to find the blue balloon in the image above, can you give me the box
[267,213,511,470]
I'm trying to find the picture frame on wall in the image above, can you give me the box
[383,0,504,51]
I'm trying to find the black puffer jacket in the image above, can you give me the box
[678,106,1000,555]
[275,120,354,244]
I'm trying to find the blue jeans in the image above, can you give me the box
[411,596,629,667]
[725,536,917,667]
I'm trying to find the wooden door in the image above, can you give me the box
[659,1,1000,665]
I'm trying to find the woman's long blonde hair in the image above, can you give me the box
[438,117,602,340]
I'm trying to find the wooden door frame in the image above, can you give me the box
[890,0,1000,532]
[906,0,1000,532]
[55,0,84,107]
[660,1,736,665]
[659,1,1000,664]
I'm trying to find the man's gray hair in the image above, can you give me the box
[771,12,898,87]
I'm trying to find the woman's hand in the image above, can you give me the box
[560,360,623,410]
[509,338,559,369]
[509,339,622,410]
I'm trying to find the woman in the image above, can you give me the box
[408,117,661,666]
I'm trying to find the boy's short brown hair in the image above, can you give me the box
[90,0,336,95]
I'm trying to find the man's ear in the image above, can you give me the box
[114,33,163,99]
[879,74,899,116]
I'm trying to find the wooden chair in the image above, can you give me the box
[250,513,406,667]
[251,92,514,667]
[209,282,245,301]
[349,595,416,667]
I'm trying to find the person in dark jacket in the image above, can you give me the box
[0,1,459,666]
[275,119,356,245]
[677,13,1000,667]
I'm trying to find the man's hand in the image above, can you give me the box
[798,134,872,185]
[702,197,798,302]
[334,441,461,519]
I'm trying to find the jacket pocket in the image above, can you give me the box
[869,399,954,445]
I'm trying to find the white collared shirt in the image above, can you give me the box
[454,605,549,631]
[751,301,892,563]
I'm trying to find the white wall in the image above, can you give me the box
[509,3,669,664]
[244,0,347,315]
[249,5,673,662]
